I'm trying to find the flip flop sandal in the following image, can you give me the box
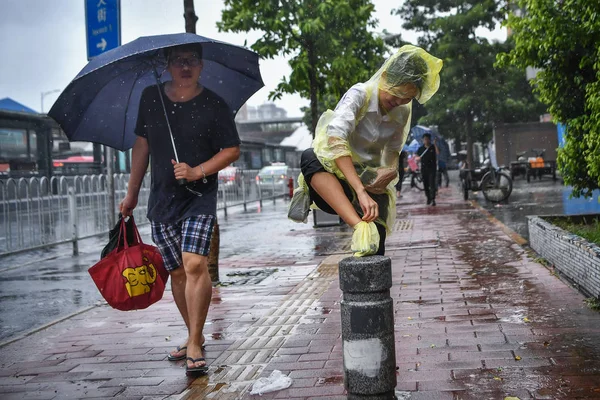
[185,357,209,374]
[167,346,187,362]
[167,342,207,362]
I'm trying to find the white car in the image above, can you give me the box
[256,164,289,195]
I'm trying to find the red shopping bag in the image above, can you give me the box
[88,217,168,311]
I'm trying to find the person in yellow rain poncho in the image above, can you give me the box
[288,45,442,257]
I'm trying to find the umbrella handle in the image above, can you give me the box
[178,178,188,186]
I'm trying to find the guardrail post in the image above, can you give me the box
[242,177,247,212]
[68,187,79,256]
[221,185,228,217]
[258,179,263,207]
[339,256,396,399]
[272,179,276,204]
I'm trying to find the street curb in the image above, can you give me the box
[470,200,529,246]
[0,305,99,349]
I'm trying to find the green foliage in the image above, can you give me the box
[548,216,600,246]
[218,0,386,132]
[585,297,600,312]
[498,0,600,198]
[396,0,544,163]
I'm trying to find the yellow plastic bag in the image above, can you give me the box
[351,221,380,257]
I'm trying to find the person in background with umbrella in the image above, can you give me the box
[416,133,439,206]
[119,43,241,375]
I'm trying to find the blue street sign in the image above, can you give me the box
[557,122,567,149]
[85,0,121,60]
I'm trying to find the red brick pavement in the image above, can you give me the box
[2,186,600,399]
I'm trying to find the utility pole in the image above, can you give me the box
[182,0,220,282]
[40,89,61,114]
[183,0,198,34]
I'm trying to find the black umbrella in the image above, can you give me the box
[49,33,264,155]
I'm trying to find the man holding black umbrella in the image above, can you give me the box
[120,44,240,375]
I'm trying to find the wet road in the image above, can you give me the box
[0,200,347,343]
[469,173,600,240]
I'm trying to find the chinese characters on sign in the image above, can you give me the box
[85,0,120,60]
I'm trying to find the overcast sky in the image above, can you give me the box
[0,0,505,116]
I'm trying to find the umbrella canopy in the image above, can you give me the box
[410,125,438,143]
[49,33,264,151]
[403,139,420,153]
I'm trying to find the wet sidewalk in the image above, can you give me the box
[2,185,600,399]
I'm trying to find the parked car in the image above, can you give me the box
[218,166,244,195]
[256,163,289,196]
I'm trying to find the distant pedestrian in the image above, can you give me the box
[416,133,439,206]
[437,159,449,188]
[119,44,241,375]
[396,150,408,198]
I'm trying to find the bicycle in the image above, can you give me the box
[460,163,513,202]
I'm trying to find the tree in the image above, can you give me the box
[218,0,386,135]
[396,0,544,168]
[498,0,600,198]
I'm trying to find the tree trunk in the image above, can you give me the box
[182,0,219,282]
[183,0,198,33]
[208,221,220,283]
[466,115,474,169]
[307,44,319,137]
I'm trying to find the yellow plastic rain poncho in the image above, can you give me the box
[288,45,443,256]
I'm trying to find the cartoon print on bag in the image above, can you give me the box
[122,257,158,297]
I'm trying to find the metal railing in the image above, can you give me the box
[0,169,300,256]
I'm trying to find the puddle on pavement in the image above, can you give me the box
[395,391,412,400]
[446,207,600,397]
[317,376,343,385]
[213,366,226,375]
[208,382,227,393]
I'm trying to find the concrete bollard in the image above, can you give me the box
[339,256,397,399]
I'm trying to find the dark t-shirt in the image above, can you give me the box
[135,85,240,223]
[417,145,437,171]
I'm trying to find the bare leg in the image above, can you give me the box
[168,267,190,359]
[310,172,362,227]
[183,252,212,369]
[170,267,190,327]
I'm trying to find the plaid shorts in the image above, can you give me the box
[151,215,216,272]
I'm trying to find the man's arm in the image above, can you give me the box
[172,146,240,182]
[197,146,241,177]
[128,137,150,196]
[120,136,149,216]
